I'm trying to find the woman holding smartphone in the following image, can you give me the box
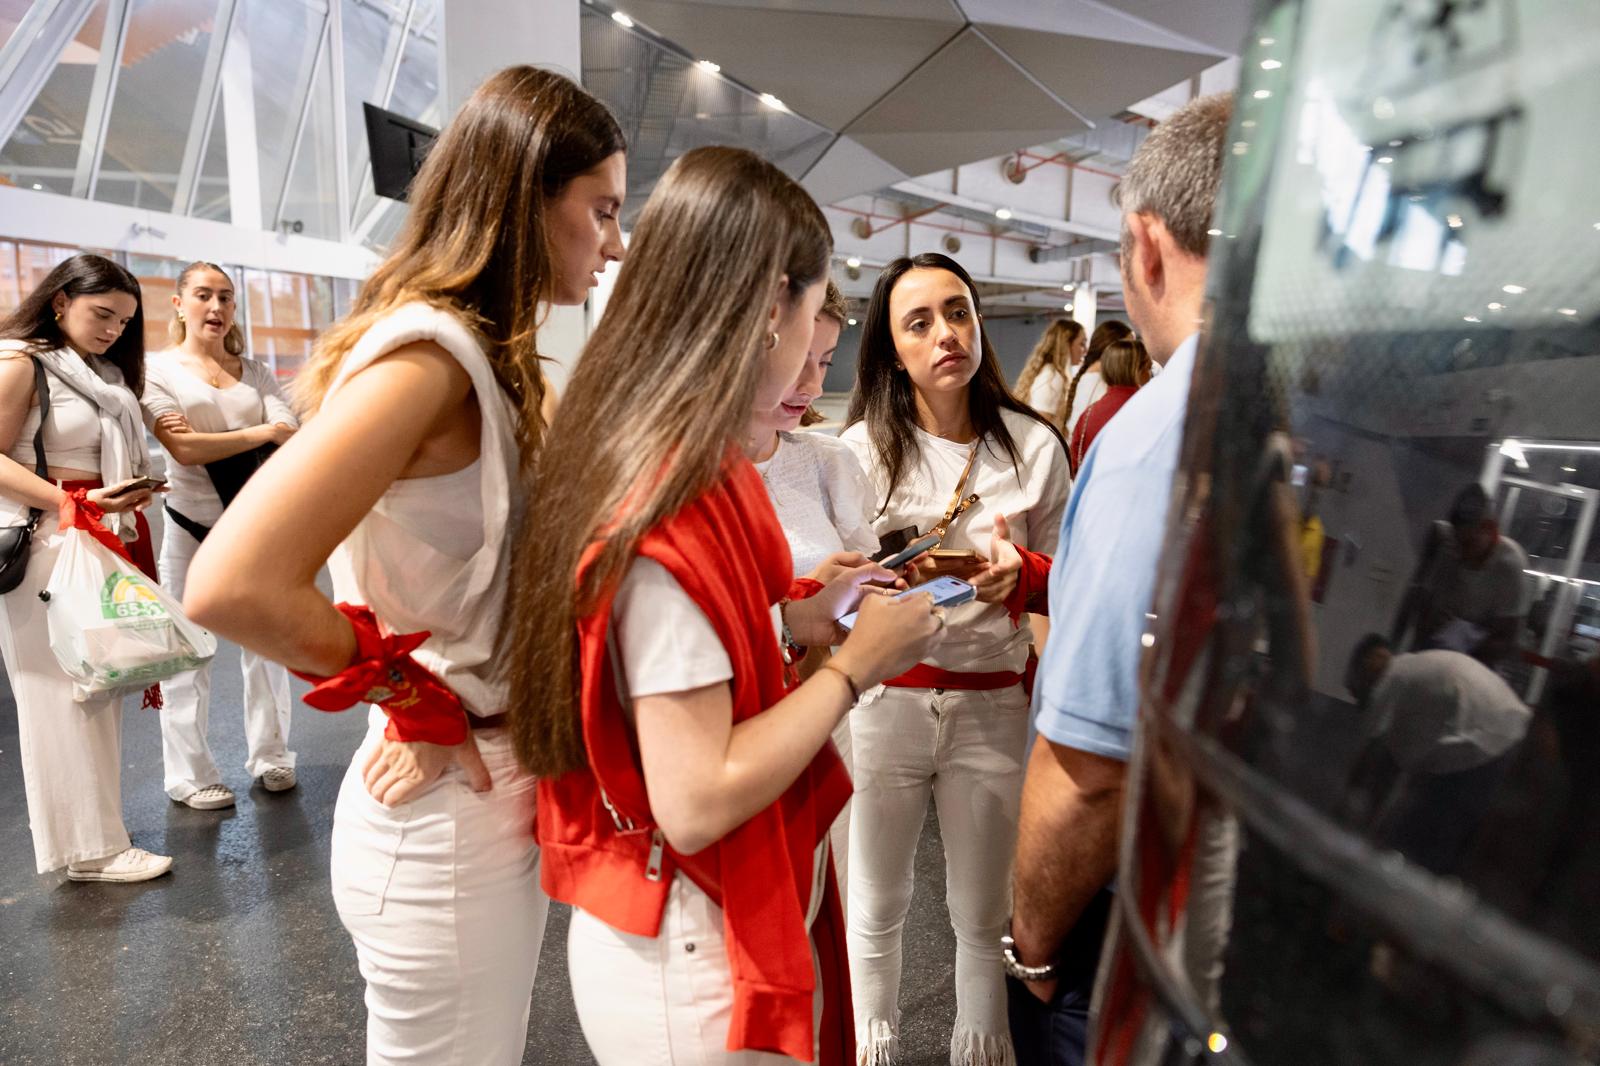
[747,279,878,898]
[184,67,625,1064]
[504,146,945,1065]
[840,253,1069,1065]
[0,253,172,883]
[142,260,298,810]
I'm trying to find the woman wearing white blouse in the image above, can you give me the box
[747,279,878,897]
[141,262,298,809]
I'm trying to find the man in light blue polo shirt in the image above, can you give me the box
[1004,92,1234,1065]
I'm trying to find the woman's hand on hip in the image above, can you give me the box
[362,732,492,807]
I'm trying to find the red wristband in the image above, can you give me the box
[1003,545,1053,623]
[291,603,469,746]
[787,577,825,601]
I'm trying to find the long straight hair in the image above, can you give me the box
[168,261,245,356]
[1014,317,1084,404]
[0,253,146,396]
[1063,318,1134,425]
[503,146,832,777]
[844,253,1055,513]
[295,66,623,468]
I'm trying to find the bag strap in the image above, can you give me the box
[28,354,49,482]
[928,443,980,541]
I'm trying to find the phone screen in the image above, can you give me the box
[838,576,976,630]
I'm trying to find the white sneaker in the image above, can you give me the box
[67,847,173,883]
[180,783,236,810]
[259,767,297,793]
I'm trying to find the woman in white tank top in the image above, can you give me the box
[183,68,627,1065]
[140,261,299,811]
[0,253,172,884]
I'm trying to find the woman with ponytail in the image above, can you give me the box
[140,261,299,810]
[1061,319,1135,442]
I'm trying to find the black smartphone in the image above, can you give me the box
[107,476,167,496]
[876,533,941,571]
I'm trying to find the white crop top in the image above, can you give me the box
[6,369,101,472]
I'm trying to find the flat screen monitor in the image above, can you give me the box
[363,102,438,201]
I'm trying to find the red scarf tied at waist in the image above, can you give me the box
[537,456,855,1064]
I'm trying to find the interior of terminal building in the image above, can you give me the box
[1,1,1597,1064]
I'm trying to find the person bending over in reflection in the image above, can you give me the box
[1007,92,1233,1066]
[1401,483,1530,672]
[141,261,299,810]
[1343,633,1531,875]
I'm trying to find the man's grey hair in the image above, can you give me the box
[1117,93,1234,262]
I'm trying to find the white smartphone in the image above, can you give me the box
[838,576,977,630]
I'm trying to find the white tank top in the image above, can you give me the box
[5,360,101,472]
[323,303,519,718]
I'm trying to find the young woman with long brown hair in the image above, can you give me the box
[141,261,299,811]
[0,253,170,883]
[1067,335,1152,477]
[503,146,945,1066]
[841,253,1070,1065]
[1013,317,1085,430]
[183,67,625,1064]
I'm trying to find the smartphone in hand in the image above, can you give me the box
[107,476,167,496]
[839,576,976,630]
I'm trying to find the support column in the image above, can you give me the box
[1072,284,1098,339]
[440,0,585,392]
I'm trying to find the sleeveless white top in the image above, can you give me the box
[323,303,519,718]
[3,344,101,471]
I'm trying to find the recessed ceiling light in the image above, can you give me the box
[611,11,634,27]
[1376,155,1394,164]
[1388,139,1403,147]
[1259,37,1275,46]
[1252,89,1272,99]
[31,183,42,190]
[1502,283,1527,294]
[847,317,857,326]
[1563,465,1578,472]
[1207,227,1223,236]
[994,207,1013,220]
[1062,283,1074,292]
[759,93,787,112]
[1446,214,1464,228]
[1463,315,1481,322]
[695,59,720,74]
[1260,59,1282,70]
[1558,308,1578,316]
[845,256,861,269]
[1487,302,1505,311]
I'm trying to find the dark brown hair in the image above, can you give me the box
[1098,336,1152,387]
[297,65,624,469]
[800,279,848,428]
[0,253,146,396]
[503,146,832,776]
[843,253,1056,515]
[1064,318,1135,425]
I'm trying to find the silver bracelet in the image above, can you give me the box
[1001,930,1059,982]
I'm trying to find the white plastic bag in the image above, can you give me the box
[44,526,216,701]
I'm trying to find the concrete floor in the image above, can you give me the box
[0,636,967,1065]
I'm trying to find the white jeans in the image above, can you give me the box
[0,526,131,872]
[331,709,549,1066]
[847,683,1031,1065]
[569,873,820,1065]
[158,514,294,798]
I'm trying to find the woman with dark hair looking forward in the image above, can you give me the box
[504,147,945,1065]
[841,253,1070,1064]
[0,253,170,882]
[184,67,626,1064]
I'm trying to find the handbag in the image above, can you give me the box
[0,354,50,594]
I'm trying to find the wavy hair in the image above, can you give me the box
[0,253,146,395]
[1014,317,1085,408]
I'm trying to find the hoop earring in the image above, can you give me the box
[766,331,780,350]
[176,311,184,321]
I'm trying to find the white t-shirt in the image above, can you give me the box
[1368,650,1531,773]
[140,349,298,523]
[755,430,879,579]
[613,557,733,698]
[1025,364,1068,422]
[1428,535,1532,633]
[1064,368,1106,441]
[840,408,1070,673]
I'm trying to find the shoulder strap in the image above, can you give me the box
[929,443,980,540]
[29,354,48,480]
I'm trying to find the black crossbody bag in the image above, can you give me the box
[164,441,278,544]
[0,355,51,594]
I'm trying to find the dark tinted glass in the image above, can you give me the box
[1098,1,1600,1064]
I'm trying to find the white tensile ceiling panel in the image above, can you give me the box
[957,0,1230,52]
[848,126,1087,181]
[1091,0,1254,55]
[978,23,1224,120]
[799,136,909,205]
[616,0,960,16]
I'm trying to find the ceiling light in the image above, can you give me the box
[1376,155,1394,164]
[1502,283,1527,294]
[1241,119,1257,128]
[1252,89,1272,99]
[1563,465,1578,472]
[759,93,788,112]
[1063,303,1073,312]
[845,256,861,269]
[847,317,857,326]
[1260,59,1282,70]
[31,183,42,190]
[1558,307,1578,316]
[1207,227,1223,236]
[994,207,1013,220]
[1446,214,1464,228]
[1463,315,1481,322]
[1487,302,1505,311]
[610,11,634,27]
[1062,283,1074,292]
[1259,37,1275,46]
[1388,139,1403,147]
[695,59,720,74]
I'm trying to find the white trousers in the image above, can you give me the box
[569,873,820,1065]
[331,709,549,1066]
[0,526,131,872]
[830,714,853,904]
[158,514,294,799]
[847,683,1031,1066]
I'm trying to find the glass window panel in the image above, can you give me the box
[340,0,402,201]
[228,0,328,230]
[124,252,185,352]
[0,0,28,52]
[0,0,112,196]
[96,0,224,212]
[192,87,230,220]
[277,29,340,238]
[386,0,437,124]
